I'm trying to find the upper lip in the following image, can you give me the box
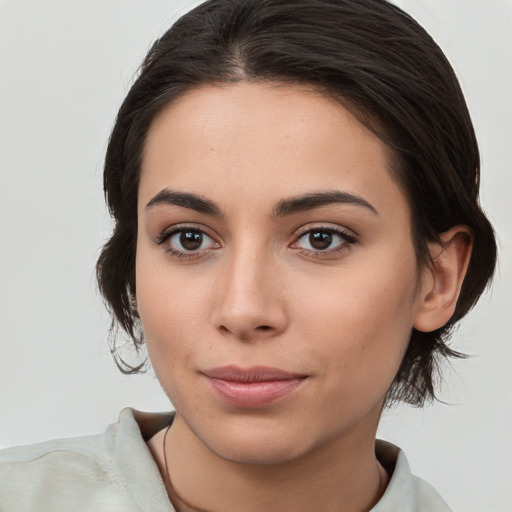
[201,365,307,383]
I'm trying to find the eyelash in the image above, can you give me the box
[154,225,358,260]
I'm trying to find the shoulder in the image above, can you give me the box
[0,425,124,511]
[0,408,175,512]
[0,435,123,510]
[372,440,453,512]
[0,423,113,467]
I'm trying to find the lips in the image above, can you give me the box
[201,365,307,408]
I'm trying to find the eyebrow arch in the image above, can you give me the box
[272,190,378,217]
[145,188,222,216]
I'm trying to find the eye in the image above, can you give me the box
[155,227,219,258]
[293,227,357,254]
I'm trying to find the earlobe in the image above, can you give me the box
[413,225,473,333]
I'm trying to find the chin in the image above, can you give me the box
[196,417,318,467]
[212,437,308,466]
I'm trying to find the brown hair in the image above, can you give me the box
[97,0,497,406]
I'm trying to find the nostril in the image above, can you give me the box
[257,325,272,331]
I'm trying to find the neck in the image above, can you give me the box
[157,414,389,512]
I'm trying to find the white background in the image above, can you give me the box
[0,1,510,510]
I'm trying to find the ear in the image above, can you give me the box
[413,225,473,332]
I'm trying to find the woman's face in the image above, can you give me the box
[136,82,426,464]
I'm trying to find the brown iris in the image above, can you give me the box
[180,231,203,251]
[309,231,333,250]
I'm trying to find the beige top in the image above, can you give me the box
[0,408,452,511]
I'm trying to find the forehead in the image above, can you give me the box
[139,82,408,222]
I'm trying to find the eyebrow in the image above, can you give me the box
[272,190,378,217]
[145,188,378,217]
[146,188,222,216]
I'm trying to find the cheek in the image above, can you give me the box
[136,261,213,410]
[292,257,418,386]
[135,249,208,363]
[138,285,207,351]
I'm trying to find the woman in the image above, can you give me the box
[0,0,498,510]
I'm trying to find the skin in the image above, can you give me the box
[138,82,471,512]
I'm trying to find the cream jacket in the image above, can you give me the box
[0,408,452,511]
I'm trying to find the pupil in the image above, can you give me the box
[310,231,332,250]
[180,231,203,250]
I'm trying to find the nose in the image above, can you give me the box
[212,246,288,342]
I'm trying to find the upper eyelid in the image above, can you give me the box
[159,223,216,238]
[294,223,358,239]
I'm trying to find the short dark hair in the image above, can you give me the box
[97,0,497,406]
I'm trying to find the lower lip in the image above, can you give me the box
[206,377,306,408]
